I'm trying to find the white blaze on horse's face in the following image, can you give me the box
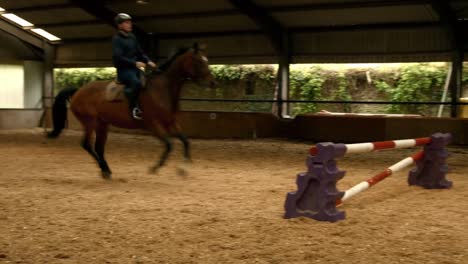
[201,56,208,62]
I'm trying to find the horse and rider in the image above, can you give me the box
[47,13,215,179]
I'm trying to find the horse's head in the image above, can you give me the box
[178,43,216,87]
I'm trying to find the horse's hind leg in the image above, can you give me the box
[78,116,108,179]
[81,124,99,162]
[95,121,112,179]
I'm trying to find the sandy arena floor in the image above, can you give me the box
[0,129,467,264]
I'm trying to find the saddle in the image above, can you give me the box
[105,75,147,102]
[105,81,125,102]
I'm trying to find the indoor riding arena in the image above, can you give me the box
[1,126,468,264]
[1,1,468,264]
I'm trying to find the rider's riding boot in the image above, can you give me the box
[126,91,143,120]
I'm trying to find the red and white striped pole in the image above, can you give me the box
[310,137,431,156]
[336,151,425,205]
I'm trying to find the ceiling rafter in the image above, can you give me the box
[35,20,106,29]
[267,0,431,12]
[62,30,263,42]
[228,0,285,53]
[33,10,240,28]
[293,21,441,33]
[68,0,147,37]
[136,9,239,21]
[5,3,75,13]
[0,18,44,49]
[60,21,443,43]
[430,0,464,49]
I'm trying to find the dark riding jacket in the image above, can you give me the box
[112,31,150,69]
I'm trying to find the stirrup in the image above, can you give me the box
[132,107,143,120]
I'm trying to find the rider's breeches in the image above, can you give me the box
[117,69,142,109]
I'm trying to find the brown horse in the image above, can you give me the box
[47,44,214,179]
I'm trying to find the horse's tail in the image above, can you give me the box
[46,87,79,138]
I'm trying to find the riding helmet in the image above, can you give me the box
[115,13,132,25]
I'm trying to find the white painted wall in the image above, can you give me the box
[0,63,24,108]
[24,61,44,108]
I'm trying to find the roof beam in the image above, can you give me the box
[61,30,262,43]
[69,0,147,37]
[0,18,43,49]
[293,21,441,33]
[61,21,443,43]
[136,10,239,21]
[5,4,75,13]
[154,22,441,38]
[34,10,239,28]
[268,0,431,12]
[131,0,431,22]
[228,0,285,53]
[35,20,106,29]
[430,0,464,48]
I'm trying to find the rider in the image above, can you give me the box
[112,13,156,120]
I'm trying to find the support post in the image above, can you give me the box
[430,1,464,118]
[450,49,463,117]
[43,42,55,109]
[227,0,290,118]
[276,31,291,117]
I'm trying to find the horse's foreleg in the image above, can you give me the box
[173,133,191,176]
[149,136,173,174]
[170,122,191,176]
[174,133,191,162]
[148,121,173,174]
[95,121,112,179]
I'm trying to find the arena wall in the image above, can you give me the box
[2,109,468,144]
[63,110,468,144]
[0,110,44,129]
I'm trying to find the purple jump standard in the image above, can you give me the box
[284,133,452,222]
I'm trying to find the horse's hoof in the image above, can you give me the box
[46,131,59,139]
[148,166,159,174]
[176,167,188,176]
[101,171,112,180]
[176,162,191,176]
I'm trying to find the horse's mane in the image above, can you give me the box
[147,46,193,112]
[157,46,192,72]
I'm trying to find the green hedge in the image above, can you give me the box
[54,68,116,93]
[54,63,468,116]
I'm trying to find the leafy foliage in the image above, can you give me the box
[374,64,447,114]
[54,68,115,94]
[289,67,324,113]
[54,63,466,116]
[210,65,275,82]
[331,72,352,112]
